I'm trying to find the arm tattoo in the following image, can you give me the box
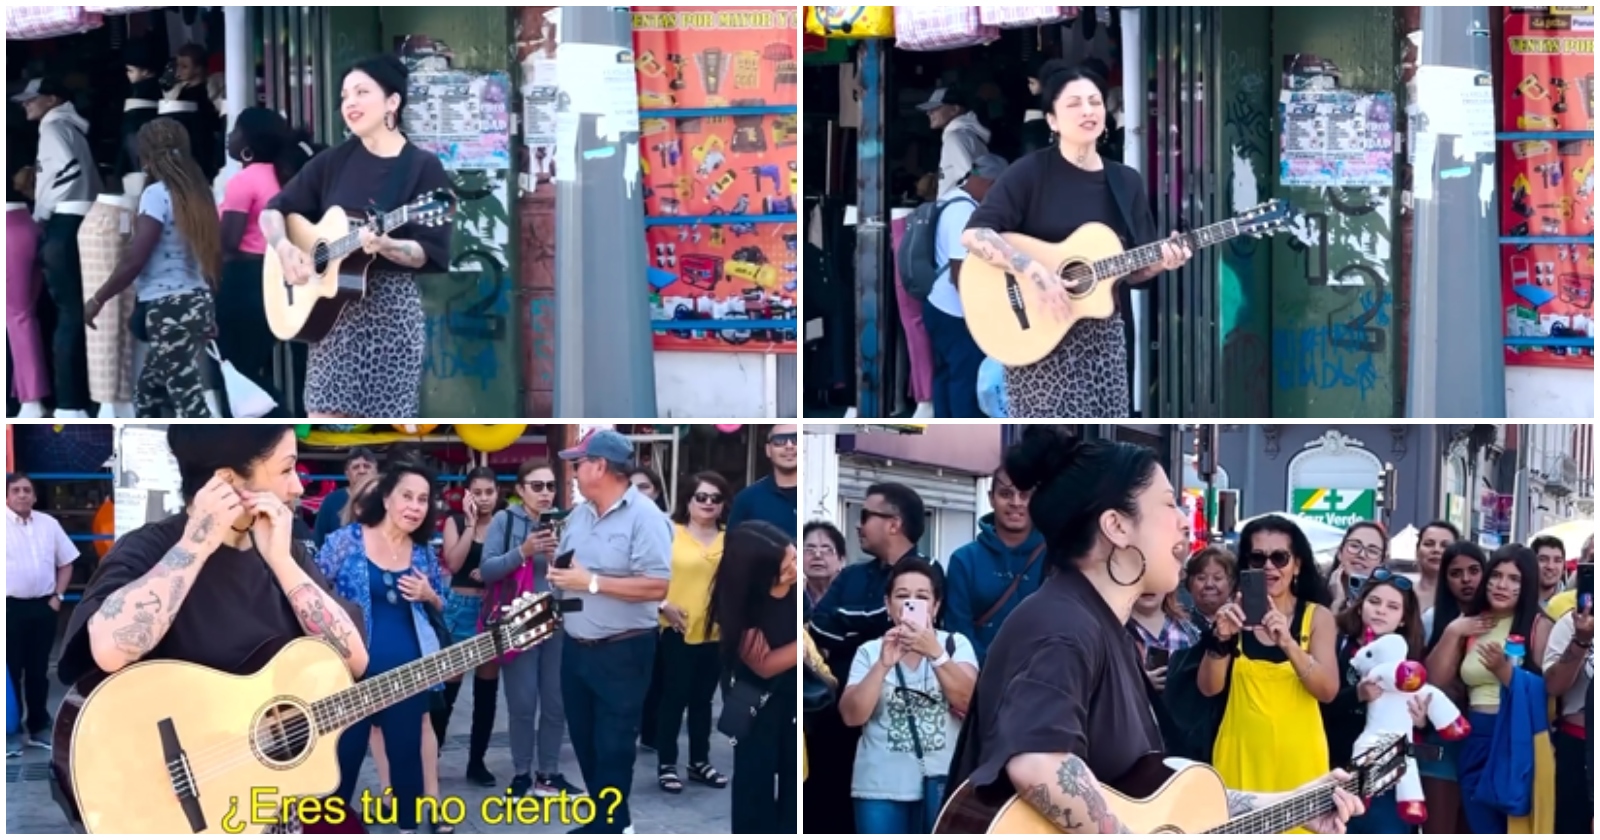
[1054,755,1131,834]
[972,228,1049,289]
[378,239,425,268]
[288,583,356,660]
[1226,789,1259,817]
[111,609,161,659]
[93,542,204,662]
[259,210,287,248]
[183,519,214,551]
[1020,784,1082,831]
[100,590,127,619]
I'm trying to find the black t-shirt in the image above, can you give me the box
[267,139,455,276]
[948,567,1164,797]
[745,586,799,714]
[58,515,363,687]
[447,512,488,589]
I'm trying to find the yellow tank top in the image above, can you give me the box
[1459,616,1513,708]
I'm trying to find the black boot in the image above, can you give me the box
[466,676,499,787]
[434,680,463,752]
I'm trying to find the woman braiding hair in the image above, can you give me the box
[84,116,222,418]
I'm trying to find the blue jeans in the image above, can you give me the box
[922,303,986,418]
[853,776,946,834]
[1346,790,1411,834]
[562,632,656,833]
[1457,710,1506,833]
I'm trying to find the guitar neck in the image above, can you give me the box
[310,633,498,733]
[1095,218,1241,278]
[1205,778,1361,834]
[324,206,414,262]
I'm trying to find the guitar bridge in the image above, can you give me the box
[158,717,208,832]
[1002,273,1032,331]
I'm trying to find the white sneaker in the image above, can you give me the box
[913,402,935,418]
[53,409,91,419]
[16,402,45,419]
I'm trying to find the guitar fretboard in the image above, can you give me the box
[1205,776,1364,834]
[1094,218,1242,279]
[323,205,416,263]
[310,633,499,732]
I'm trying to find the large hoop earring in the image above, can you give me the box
[1107,545,1147,587]
[240,148,254,164]
[383,111,398,132]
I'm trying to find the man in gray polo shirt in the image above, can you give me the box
[546,429,673,834]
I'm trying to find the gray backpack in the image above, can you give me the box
[896,195,977,302]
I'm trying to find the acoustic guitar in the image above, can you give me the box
[262,189,456,343]
[933,732,1408,835]
[959,200,1292,367]
[52,592,557,834]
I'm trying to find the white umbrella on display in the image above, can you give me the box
[1388,524,1419,562]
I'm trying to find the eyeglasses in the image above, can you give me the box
[768,433,798,448]
[1246,550,1295,570]
[522,480,557,493]
[860,508,897,525]
[693,492,724,505]
[1354,567,1414,592]
[804,544,838,556]
[1342,540,1385,561]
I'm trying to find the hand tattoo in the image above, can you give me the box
[1226,789,1258,817]
[186,516,216,546]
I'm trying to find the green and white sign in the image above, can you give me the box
[1292,488,1376,528]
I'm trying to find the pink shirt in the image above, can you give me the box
[219,162,280,256]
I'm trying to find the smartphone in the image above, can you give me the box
[1578,563,1594,614]
[901,598,929,631]
[1145,647,1170,670]
[553,549,575,570]
[540,509,568,525]
[1240,569,1270,627]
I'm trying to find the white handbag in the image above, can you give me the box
[206,342,277,418]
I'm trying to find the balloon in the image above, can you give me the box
[295,425,312,440]
[93,499,115,558]
[394,424,438,435]
[456,424,528,454]
[717,424,743,433]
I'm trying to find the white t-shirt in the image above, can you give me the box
[926,190,979,319]
[1542,612,1592,717]
[848,630,979,801]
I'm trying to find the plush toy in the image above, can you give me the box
[1350,633,1472,824]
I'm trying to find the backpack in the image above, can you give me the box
[896,194,977,302]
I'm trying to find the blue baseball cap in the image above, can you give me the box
[559,429,634,465]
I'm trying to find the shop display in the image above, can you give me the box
[1278,89,1396,188]
[78,192,141,413]
[804,6,895,39]
[1499,7,1594,370]
[892,7,1000,52]
[635,6,798,354]
[7,204,49,410]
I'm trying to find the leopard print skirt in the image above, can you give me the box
[304,272,425,417]
[1004,316,1131,419]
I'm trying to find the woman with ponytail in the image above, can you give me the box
[84,117,221,418]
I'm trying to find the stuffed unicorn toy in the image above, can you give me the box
[1349,633,1472,824]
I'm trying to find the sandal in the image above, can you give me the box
[434,821,456,834]
[657,764,684,794]
[687,761,729,789]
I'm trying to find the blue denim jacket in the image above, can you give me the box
[316,523,448,690]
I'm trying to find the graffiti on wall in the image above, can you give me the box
[1219,36,1274,415]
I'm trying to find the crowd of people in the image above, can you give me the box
[8,424,802,834]
[802,427,1594,835]
[10,50,452,420]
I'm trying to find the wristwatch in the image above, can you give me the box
[587,574,600,595]
[930,652,952,669]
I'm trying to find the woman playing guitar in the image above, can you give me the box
[944,427,1363,834]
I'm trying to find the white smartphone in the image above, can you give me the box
[901,598,929,631]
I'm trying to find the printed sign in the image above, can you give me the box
[1278,90,1397,188]
[634,6,799,354]
[405,71,514,171]
[1292,487,1376,528]
[1499,7,1594,370]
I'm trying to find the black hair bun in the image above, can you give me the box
[1037,59,1076,85]
[1004,425,1084,493]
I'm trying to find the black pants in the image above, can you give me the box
[639,632,665,749]
[6,596,58,736]
[654,629,720,767]
[1553,726,1592,834]
[731,695,797,834]
[562,631,654,833]
[39,213,90,411]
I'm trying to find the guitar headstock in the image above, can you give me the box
[490,592,559,653]
[405,189,458,228]
[1236,199,1292,238]
[1350,732,1409,800]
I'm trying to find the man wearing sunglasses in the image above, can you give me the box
[728,425,798,538]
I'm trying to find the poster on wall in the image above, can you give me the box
[403,71,513,171]
[1499,7,1594,370]
[634,6,799,354]
[1278,89,1397,188]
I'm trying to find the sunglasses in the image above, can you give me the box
[860,508,897,525]
[1353,567,1414,592]
[768,433,798,447]
[692,492,724,505]
[1246,550,1295,570]
[522,480,557,493]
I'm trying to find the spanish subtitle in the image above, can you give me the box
[219,787,625,833]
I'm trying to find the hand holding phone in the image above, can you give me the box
[1240,569,1270,628]
[553,549,575,570]
[900,598,929,631]
[1146,647,1171,671]
[1577,563,1594,614]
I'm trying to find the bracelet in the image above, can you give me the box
[1204,630,1240,658]
[931,652,951,668]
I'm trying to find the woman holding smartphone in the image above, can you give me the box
[1126,591,1200,693]
[838,557,979,834]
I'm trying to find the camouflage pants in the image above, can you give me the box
[135,289,214,418]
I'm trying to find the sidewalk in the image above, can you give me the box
[5,649,733,835]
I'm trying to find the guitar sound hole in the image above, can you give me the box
[311,242,332,276]
[1058,262,1095,296]
[251,701,315,768]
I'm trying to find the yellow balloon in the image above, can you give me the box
[455,424,528,454]
[393,424,439,435]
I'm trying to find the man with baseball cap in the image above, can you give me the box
[546,428,673,834]
[14,76,103,419]
[918,85,991,198]
[923,154,1009,418]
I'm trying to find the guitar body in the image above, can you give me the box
[262,207,374,343]
[56,638,355,834]
[935,757,1229,835]
[959,223,1128,368]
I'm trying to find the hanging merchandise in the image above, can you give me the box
[805,6,895,39]
[893,7,999,52]
[456,424,528,454]
[84,5,165,13]
[6,7,104,40]
[79,194,141,413]
[394,424,440,435]
[979,7,1077,28]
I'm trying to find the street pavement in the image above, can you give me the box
[6,647,734,835]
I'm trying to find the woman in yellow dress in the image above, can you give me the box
[803,629,836,781]
[1198,515,1340,832]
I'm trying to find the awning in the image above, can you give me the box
[1532,519,1594,559]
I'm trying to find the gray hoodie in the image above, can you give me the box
[937,111,992,199]
[34,103,102,222]
[479,506,554,593]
